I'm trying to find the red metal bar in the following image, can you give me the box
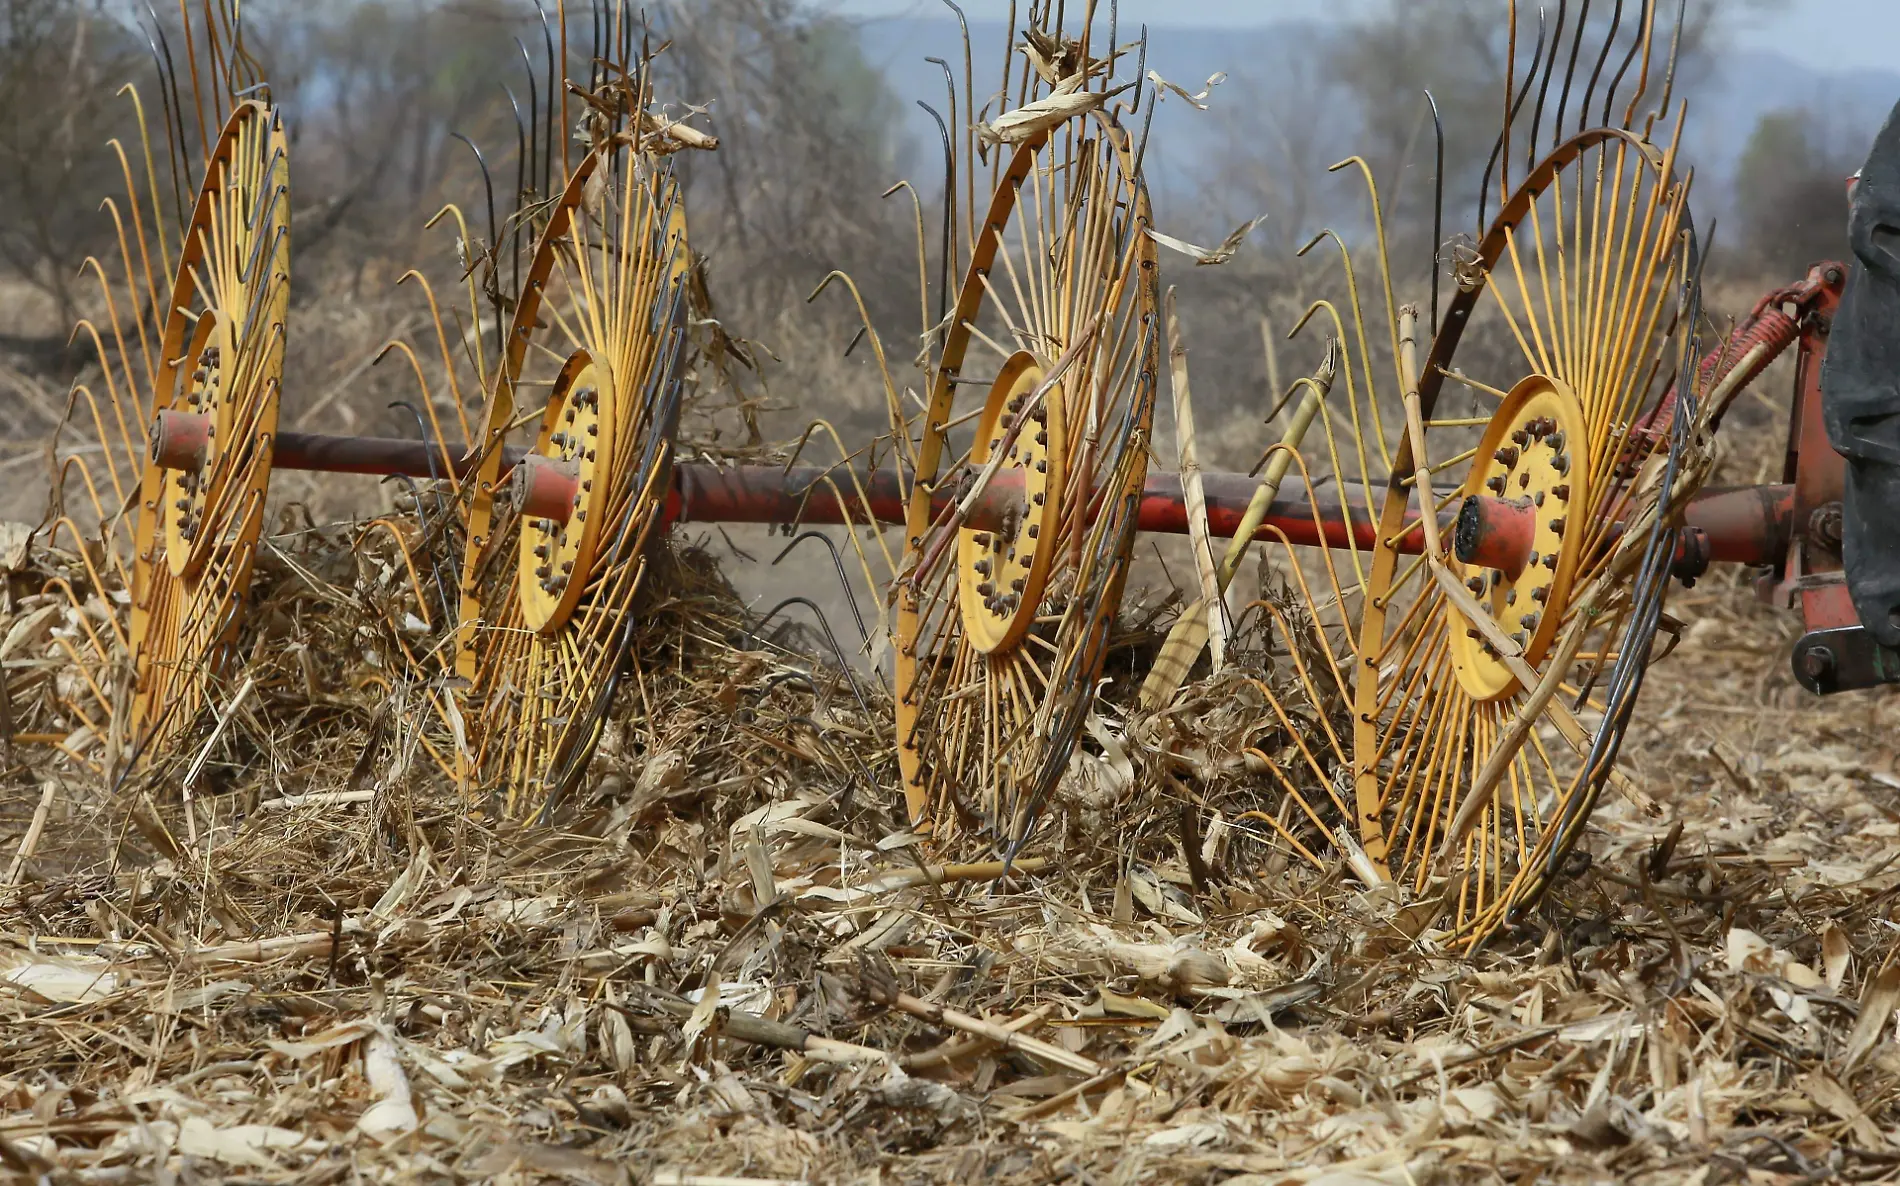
[268,431,528,480]
[671,465,1416,551]
[196,429,1799,567]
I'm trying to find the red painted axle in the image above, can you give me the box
[224,430,1801,566]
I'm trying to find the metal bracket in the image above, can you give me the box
[1790,625,1900,694]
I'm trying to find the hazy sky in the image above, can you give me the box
[827,0,1900,75]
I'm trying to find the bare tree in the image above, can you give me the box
[1732,107,1854,278]
[0,0,143,332]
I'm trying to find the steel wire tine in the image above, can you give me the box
[1127,24,1148,118]
[1501,0,1519,206]
[773,532,872,652]
[535,0,558,202]
[1131,45,1157,183]
[589,0,604,93]
[512,42,538,302]
[1478,6,1547,233]
[147,10,191,229]
[937,0,975,242]
[917,100,955,331]
[386,399,456,614]
[504,84,528,250]
[1580,0,1622,133]
[1553,0,1591,148]
[1603,0,1652,128]
[1424,91,1444,340]
[451,133,505,359]
[377,472,453,626]
[1654,0,1689,123]
[1541,223,1700,897]
[927,53,960,249]
[1527,1,1566,173]
[516,37,540,206]
[752,597,875,726]
[882,180,931,341]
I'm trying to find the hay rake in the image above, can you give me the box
[14,0,1895,948]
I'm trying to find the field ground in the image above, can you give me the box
[4,403,1900,1186]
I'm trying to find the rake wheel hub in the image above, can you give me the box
[157,312,237,579]
[1448,374,1589,701]
[957,352,1066,654]
[517,355,614,635]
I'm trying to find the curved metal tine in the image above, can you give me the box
[1500,1,1520,205]
[748,594,886,816]
[996,0,1017,126]
[502,81,529,306]
[1477,7,1548,231]
[916,100,955,329]
[377,473,453,629]
[926,55,960,263]
[145,9,191,228]
[937,1,975,235]
[1003,501,1138,868]
[772,531,872,651]
[1128,24,1149,118]
[1424,90,1444,340]
[1655,0,1689,121]
[515,37,539,207]
[751,596,875,725]
[1524,220,1701,923]
[385,400,455,617]
[450,132,505,359]
[534,0,557,200]
[1601,0,1648,127]
[1552,0,1590,150]
[1527,0,1567,173]
[1132,37,1158,181]
[1579,0,1621,134]
[588,0,604,92]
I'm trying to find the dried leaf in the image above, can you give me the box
[175,1117,322,1168]
[358,1031,419,1140]
[977,76,1112,147]
[0,952,123,1003]
[1824,923,1852,991]
[1843,959,1900,1073]
[1146,217,1267,267]
[1147,69,1226,110]
[1804,1070,1886,1148]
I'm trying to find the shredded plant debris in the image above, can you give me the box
[4,425,1899,1186]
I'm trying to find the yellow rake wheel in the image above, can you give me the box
[129,100,290,761]
[454,146,694,821]
[894,102,1159,850]
[38,24,287,778]
[1230,3,1710,947]
[1350,122,1698,943]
